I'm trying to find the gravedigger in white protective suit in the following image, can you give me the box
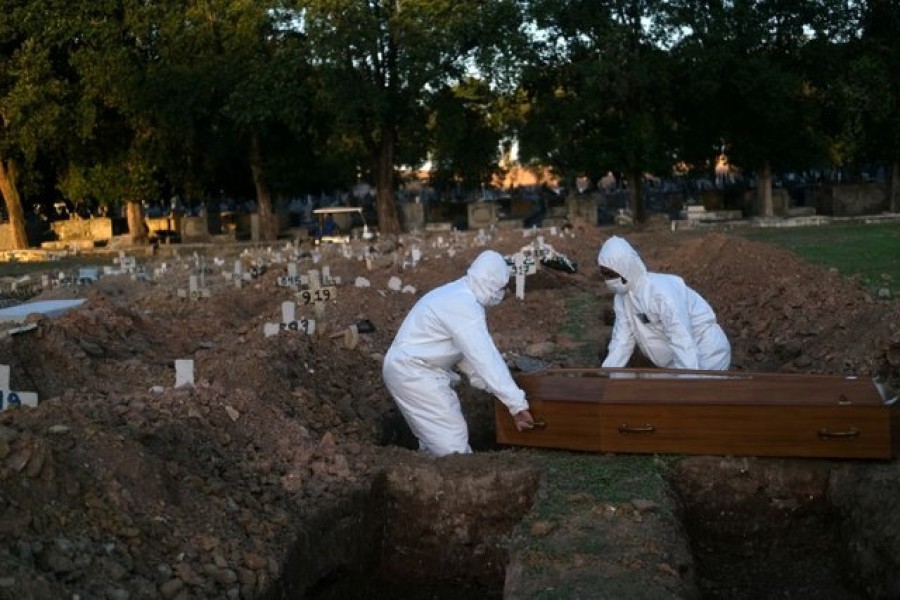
[598,236,731,371]
[383,250,535,457]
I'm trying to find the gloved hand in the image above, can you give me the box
[513,409,535,431]
[468,373,488,391]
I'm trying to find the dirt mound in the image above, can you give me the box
[1,226,898,598]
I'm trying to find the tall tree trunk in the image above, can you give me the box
[0,158,30,249]
[890,159,900,213]
[374,131,400,236]
[249,131,278,241]
[758,160,774,217]
[628,168,645,224]
[126,201,148,244]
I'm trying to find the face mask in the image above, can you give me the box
[485,288,506,306]
[605,278,628,295]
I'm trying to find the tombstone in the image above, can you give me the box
[263,300,316,337]
[0,364,38,411]
[177,275,211,300]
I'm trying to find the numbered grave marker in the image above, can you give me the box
[510,252,536,300]
[321,266,340,286]
[276,263,305,289]
[177,275,211,300]
[263,301,316,337]
[0,364,38,411]
[229,260,246,287]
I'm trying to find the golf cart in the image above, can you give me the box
[312,206,376,244]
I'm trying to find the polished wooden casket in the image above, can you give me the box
[495,368,898,459]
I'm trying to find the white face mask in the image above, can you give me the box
[485,288,506,306]
[605,278,628,295]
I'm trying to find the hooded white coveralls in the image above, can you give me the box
[382,250,528,456]
[598,236,731,371]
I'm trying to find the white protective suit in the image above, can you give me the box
[382,250,529,456]
[598,236,731,371]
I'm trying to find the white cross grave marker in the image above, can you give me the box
[298,270,336,322]
[511,252,536,300]
[277,262,305,289]
[0,364,38,411]
[177,275,211,300]
[263,301,316,337]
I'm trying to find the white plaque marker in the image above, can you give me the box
[174,359,195,388]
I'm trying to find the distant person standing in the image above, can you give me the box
[597,236,731,371]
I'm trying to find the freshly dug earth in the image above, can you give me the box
[1,224,899,599]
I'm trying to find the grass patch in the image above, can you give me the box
[738,222,900,298]
[536,451,676,513]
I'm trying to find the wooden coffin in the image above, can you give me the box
[495,368,898,459]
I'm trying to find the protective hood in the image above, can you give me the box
[465,250,510,306]
[597,236,647,293]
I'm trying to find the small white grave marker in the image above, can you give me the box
[263,301,316,337]
[0,364,38,411]
[277,262,304,288]
[177,275,211,300]
[174,359,195,389]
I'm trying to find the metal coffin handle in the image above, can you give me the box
[618,423,656,434]
[818,427,860,440]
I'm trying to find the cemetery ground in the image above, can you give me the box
[1,223,900,599]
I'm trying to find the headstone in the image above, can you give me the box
[0,364,38,411]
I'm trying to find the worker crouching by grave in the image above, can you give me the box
[597,236,731,371]
[383,250,535,456]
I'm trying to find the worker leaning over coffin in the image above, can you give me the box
[597,236,731,371]
[383,250,535,457]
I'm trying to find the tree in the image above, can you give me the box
[826,0,900,211]
[427,78,505,195]
[667,0,850,216]
[294,0,526,235]
[518,0,677,223]
[0,2,75,249]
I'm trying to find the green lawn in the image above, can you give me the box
[738,221,900,299]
